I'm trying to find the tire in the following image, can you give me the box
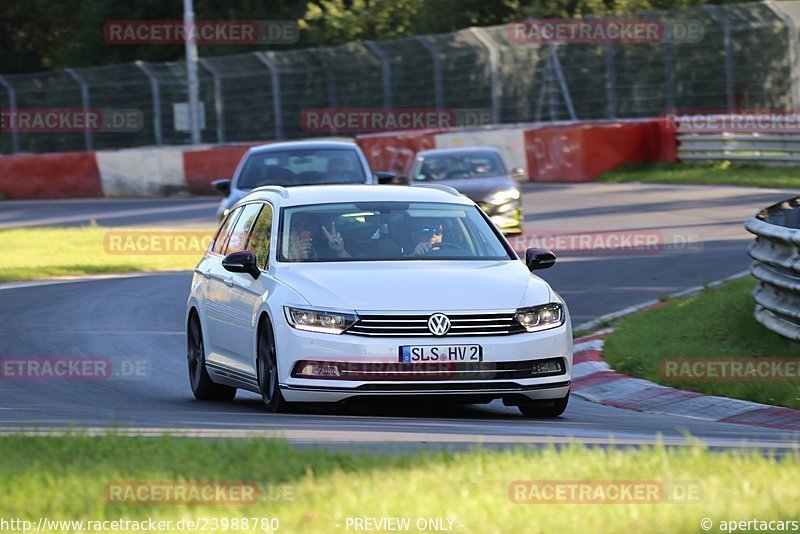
[187,313,236,401]
[257,318,292,413]
[518,392,569,418]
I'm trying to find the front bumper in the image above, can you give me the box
[276,322,572,403]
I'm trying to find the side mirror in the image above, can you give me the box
[222,250,261,279]
[375,171,407,185]
[511,168,527,183]
[211,179,231,196]
[524,248,556,271]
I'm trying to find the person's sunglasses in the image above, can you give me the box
[419,226,442,236]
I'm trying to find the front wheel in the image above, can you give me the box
[187,313,236,401]
[257,319,292,412]
[518,392,569,418]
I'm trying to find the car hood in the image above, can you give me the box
[274,260,552,312]
[411,176,516,203]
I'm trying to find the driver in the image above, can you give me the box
[407,220,444,256]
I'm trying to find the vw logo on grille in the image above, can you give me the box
[427,313,451,336]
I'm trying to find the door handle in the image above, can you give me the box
[224,277,234,288]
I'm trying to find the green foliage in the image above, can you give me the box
[2,434,800,532]
[604,277,800,408]
[1,0,755,74]
[598,162,800,189]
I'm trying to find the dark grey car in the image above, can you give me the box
[212,140,377,220]
[407,147,524,234]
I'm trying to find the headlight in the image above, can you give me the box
[514,303,564,333]
[485,189,520,206]
[284,306,359,335]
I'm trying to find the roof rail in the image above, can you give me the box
[251,185,290,198]
[413,184,462,197]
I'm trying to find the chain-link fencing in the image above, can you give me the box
[1,1,798,154]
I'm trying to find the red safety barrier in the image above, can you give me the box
[0,151,103,198]
[182,143,266,195]
[524,120,676,182]
[356,130,442,176]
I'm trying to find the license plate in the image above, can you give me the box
[399,345,482,363]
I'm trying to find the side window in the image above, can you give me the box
[211,207,241,255]
[225,203,263,254]
[247,203,273,268]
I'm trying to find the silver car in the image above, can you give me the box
[212,140,379,220]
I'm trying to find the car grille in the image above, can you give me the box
[292,358,567,382]
[346,312,526,337]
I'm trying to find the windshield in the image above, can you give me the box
[278,202,512,262]
[412,151,507,182]
[236,148,366,189]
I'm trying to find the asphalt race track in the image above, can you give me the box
[1,183,799,450]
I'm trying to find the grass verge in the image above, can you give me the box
[1,434,799,533]
[597,161,800,189]
[0,226,213,283]
[603,277,800,408]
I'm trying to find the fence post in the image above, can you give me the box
[136,61,163,146]
[255,52,284,140]
[311,49,337,108]
[663,26,676,114]
[364,40,392,109]
[199,59,226,144]
[534,50,550,122]
[704,6,735,112]
[548,45,576,120]
[65,68,93,151]
[605,41,618,118]
[0,75,20,153]
[416,36,444,110]
[766,1,800,110]
[470,27,501,123]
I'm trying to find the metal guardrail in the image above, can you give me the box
[679,132,800,164]
[746,197,800,340]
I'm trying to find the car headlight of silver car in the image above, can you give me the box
[284,306,359,334]
[513,303,564,332]
[485,188,521,206]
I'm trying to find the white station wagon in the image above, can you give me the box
[186,184,573,417]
